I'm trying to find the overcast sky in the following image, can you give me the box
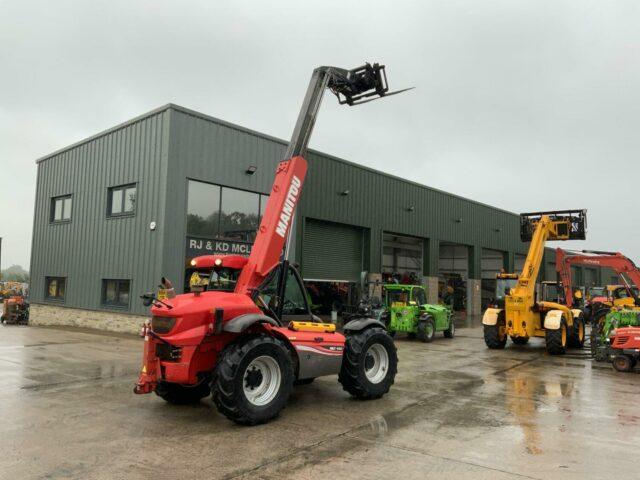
[1,0,639,270]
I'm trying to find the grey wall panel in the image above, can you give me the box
[30,110,170,315]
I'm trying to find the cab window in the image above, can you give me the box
[412,287,426,305]
[257,267,281,313]
[282,268,309,315]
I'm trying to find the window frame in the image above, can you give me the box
[45,276,67,302]
[50,194,73,224]
[101,279,131,309]
[107,183,137,218]
[186,178,268,240]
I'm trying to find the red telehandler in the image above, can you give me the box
[134,63,410,425]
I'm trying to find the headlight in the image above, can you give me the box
[151,316,176,334]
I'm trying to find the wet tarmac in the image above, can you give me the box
[1,320,638,479]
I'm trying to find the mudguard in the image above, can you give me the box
[571,309,583,320]
[223,313,279,333]
[544,310,564,330]
[482,308,503,326]
[343,317,386,332]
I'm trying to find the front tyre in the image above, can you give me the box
[212,335,294,426]
[545,320,568,355]
[443,317,455,338]
[484,324,507,349]
[416,316,436,343]
[155,376,211,405]
[568,314,586,348]
[612,355,635,372]
[339,327,397,399]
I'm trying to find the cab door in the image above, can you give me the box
[280,266,315,324]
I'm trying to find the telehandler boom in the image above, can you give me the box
[482,210,587,354]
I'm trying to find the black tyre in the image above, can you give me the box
[416,316,436,343]
[155,376,211,405]
[484,324,507,349]
[443,317,455,339]
[545,319,568,355]
[339,327,397,399]
[510,336,529,345]
[387,330,396,338]
[212,335,294,426]
[612,355,634,372]
[406,332,416,339]
[568,314,586,348]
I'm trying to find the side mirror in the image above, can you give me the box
[141,293,154,307]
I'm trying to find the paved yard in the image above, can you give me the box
[1,321,638,480]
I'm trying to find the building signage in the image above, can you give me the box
[185,236,253,259]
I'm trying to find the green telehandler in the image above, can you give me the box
[380,284,455,342]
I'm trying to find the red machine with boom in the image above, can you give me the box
[134,63,409,425]
[556,249,640,311]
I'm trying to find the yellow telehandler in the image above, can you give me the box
[482,210,587,355]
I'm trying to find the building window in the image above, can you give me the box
[50,195,72,223]
[108,184,137,217]
[186,180,267,242]
[102,279,130,308]
[45,277,66,301]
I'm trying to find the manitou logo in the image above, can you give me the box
[275,175,302,238]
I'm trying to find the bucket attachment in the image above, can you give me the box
[520,210,586,242]
[328,63,413,106]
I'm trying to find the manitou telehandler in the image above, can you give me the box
[134,63,410,425]
[482,210,587,355]
[556,249,640,360]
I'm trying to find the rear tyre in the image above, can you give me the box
[484,324,507,349]
[155,376,211,405]
[212,335,294,425]
[612,355,634,372]
[416,316,436,343]
[339,327,397,399]
[510,336,529,345]
[568,315,586,348]
[443,317,455,338]
[591,310,609,360]
[545,320,568,355]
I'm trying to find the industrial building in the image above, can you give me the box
[29,104,604,331]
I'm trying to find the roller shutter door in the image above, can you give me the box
[302,219,364,282]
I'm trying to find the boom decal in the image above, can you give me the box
[275,175,302,238]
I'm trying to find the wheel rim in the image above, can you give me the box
[450,321,455,334]
[426,323,434,337]
[243,355,282,406]
[614,357,628,370]
[364,343,389,384]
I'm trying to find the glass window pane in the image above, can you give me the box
[111,189,123,214]
[124,187,136,213]
[105,281,117,303]
[118,281,130,305]
[58,278,65,298]
[220,188,260,242]
[48,279,57,297]
[54,199,62,221]
[259,194,270,223]
[283,269,307,315]
[63,197,72,220]
[187,180,221,236]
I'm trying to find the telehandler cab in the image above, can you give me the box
[482,210,587,354]
[134,63,409,425]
